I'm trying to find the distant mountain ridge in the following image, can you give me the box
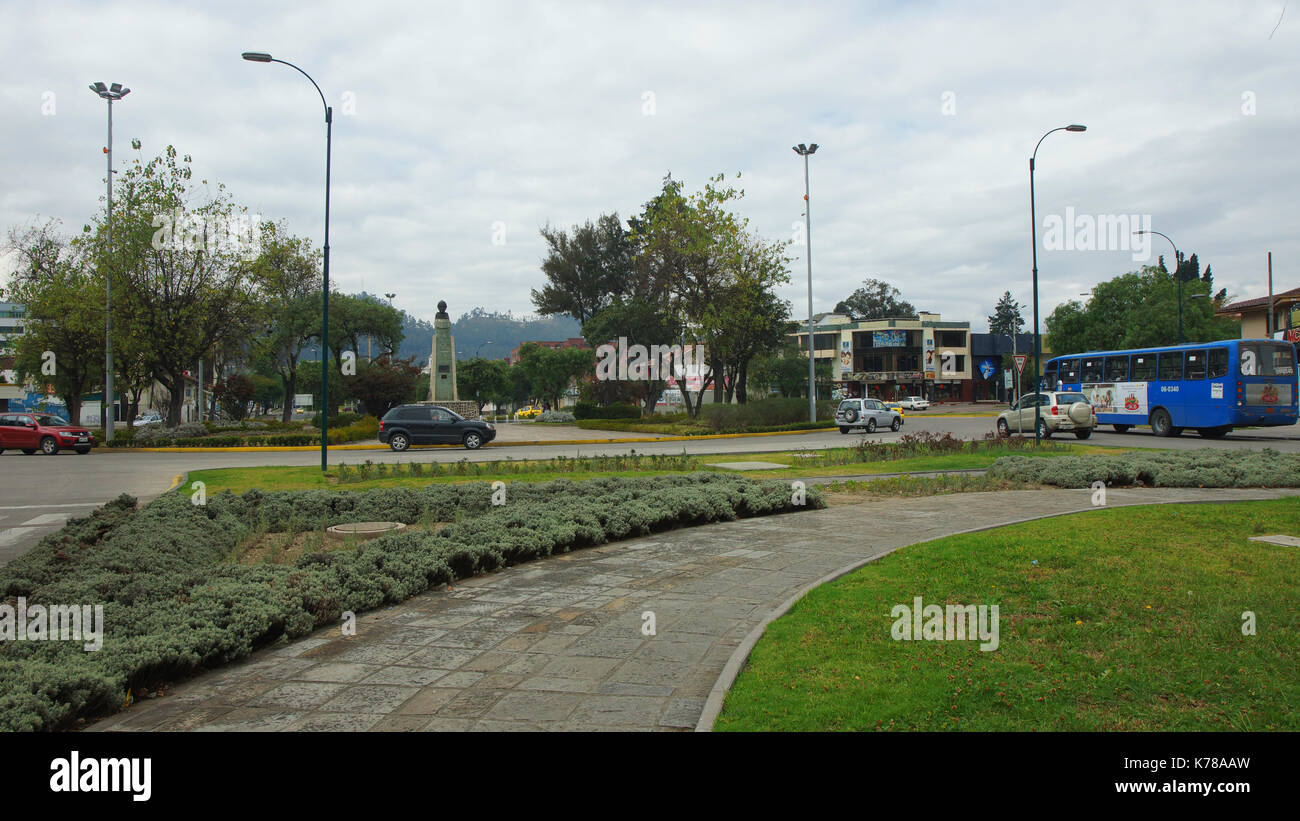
[385,300,582,365]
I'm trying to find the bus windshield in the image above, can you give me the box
[1239,342,1296,377]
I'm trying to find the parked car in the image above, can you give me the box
[835,398,903,434]
[133,410,164,427]
[898,396,931,411]
[516,405,543,419]
[378,404,497,450]
[996,392,1096,439]
[0,412,96,455]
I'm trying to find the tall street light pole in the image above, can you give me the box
[1135,229,1182,342]
[89,82,129,440]
[1030,124,1086,443]
[242,52,332,471]
[793,142,819,423]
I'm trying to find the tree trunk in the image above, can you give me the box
[281,370,297,423]
[736,362,749,404]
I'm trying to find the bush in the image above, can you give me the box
[0,474,822,731]
[310,412,363,429]
[573,402,641,420]
[536,410,576,423]
[988,448,1300,489]
[698,398,835,431]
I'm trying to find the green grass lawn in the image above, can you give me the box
[182,442,1126,494]
[716,498,1300,731]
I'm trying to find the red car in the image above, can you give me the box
[0,412,96,455]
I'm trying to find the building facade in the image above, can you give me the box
[1217,287,1300,342]
[0,302,26,411]
[791,312,974,402]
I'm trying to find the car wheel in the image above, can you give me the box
[1074,428,1092,440]
[891,417,901,432]
[75,446,92,455]
[997,418,1010,437]
[866,418,877,433]
[1113,424,1132,433]
[1036,419,1051,439]
[40,436,59,455]
[844,408,859,423]
[1150,408,1174,437]
[463,431,483,450]
[838,426,850,434]
[388,432,410,452]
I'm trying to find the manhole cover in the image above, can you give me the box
[326,521,407,542]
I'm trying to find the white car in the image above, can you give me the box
[133,411,164,427]
[898,396,930,411]
[835,398,903,434]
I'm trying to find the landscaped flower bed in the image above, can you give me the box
[0,474,820,731]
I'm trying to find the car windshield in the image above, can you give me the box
[34,415,69,426]
[1056,393,1087,404]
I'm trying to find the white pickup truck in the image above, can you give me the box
[898,396,931,411]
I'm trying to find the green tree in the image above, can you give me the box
[834,278,916,320]
[1046,264,1239,356]
[95,144,259,426]
[531,213,634,325]
[342,355,420,417]
[212,373,256,421]
[515,343,593,406]
[246,221,322,422]
[456,357,510,414]
[5,223,104,426]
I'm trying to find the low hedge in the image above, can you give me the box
[573,402,642,420]
[104,417,377,448]
[310,412,364,429]
[0,474,821,731]
[988,448,1300,488]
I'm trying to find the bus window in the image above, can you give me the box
[1104,355,1130,382]
[1185,350,1207,380]
[1207,347,1229,379]
[1044,364,1057,387]
[1240,342,1296,377]
[1059,358,1079,383]
[1158,351,1184,381]
[1081,357,1103,383]
[1132,354,1157,381]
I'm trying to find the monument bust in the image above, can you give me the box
[430,300,458,401]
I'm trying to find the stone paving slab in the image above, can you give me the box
[89,487,1298,733]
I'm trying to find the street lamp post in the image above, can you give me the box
[475,341,492,358]
[1134,229,1183,342]
[793,142,819,423]
[242,52,332,471]
[1029,124,1086,442]
[89,82,129,440]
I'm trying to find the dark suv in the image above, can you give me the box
[378,405,496,451]
[0,412,96,455]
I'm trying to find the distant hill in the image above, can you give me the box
[395,304,581,365]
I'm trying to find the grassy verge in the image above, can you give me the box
[183,440,1126,495]
[716,498,1300,731]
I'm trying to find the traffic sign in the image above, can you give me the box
[1013,355,1028,374]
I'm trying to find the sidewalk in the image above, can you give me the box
[89,487,1297,732]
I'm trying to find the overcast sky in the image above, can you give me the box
[2,0,1296,333]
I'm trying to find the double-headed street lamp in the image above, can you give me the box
[1134,229,1186,342]
[242,51,333,471]
[89,81,130,441]
[793,142,818,424]
[1029,124,1086,442]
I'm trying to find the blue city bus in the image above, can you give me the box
[1044,339,1298,438]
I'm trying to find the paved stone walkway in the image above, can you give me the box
[89,487,1297,732]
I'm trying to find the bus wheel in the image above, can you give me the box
[1112,424,1132,433]
[1198,426,1230,439]
[1150,409,1175,437]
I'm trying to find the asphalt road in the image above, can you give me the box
[2,415,1296,566]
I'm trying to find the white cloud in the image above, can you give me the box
[2,0,1296,333]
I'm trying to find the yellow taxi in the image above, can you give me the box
[516,405,544,419]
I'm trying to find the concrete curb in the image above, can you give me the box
[693,488,1298,732]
